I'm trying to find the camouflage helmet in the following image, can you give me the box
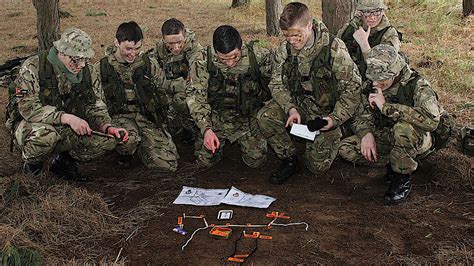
[53,28,95,58]
[356,0,387,11]
[366,44,406,81]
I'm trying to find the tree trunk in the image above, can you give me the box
[231,0,250,8]
[322,0,356,35]
[463,0,473,16]
[32,0,60,52]
[265,0,282,36]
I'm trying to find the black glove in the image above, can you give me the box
[307,118,328,132]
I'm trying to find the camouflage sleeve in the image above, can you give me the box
[149,55,167,89]
[186,38,204,67]
[84,64,112,129]
[16,56,65,125]
[328,38,363,127]
[350,96,375,138]
[381,27,401,53]
[186,51,213,134]
[253,44,273,79]
[268,42,298,113]
[382,79,440,132]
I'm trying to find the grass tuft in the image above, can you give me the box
[85,9,107,17]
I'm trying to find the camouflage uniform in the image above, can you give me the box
[7,29,116,164]
[259,19,362,174]
[337,14,401,80]
[186,42,294,167]
[93,46,179,172]
[339,45,442,174]
[149,29,202,135]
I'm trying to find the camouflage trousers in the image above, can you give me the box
[258,97,342,174]
[112,113,179,172]
[195,100,293,168]
[165,81,194,135]
[339,121,433,174]
[14,120,116,164]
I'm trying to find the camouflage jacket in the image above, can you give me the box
[337,15,401,58]
[186,42,273,137]
[337,15,401,80]
[93,46,166,116]
[150,29,203,94]
[12,55,111,129]
[270,19,362,128]
[352,67,441,138]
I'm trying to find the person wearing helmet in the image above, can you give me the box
[337,0,402,80]
[339,44,446,204]
[6,28,128,181]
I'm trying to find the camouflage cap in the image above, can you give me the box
[356,0,387,11]
[53,28,95,58]
[366,44,405,81]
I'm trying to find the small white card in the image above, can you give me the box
[290,123,319,141]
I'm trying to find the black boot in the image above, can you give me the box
[269,155,298,185]
[115,154,133,168]
[50,152,89,182]
[181,127,196,146]
[383,172,412,205]
[383,164,396,185]
[23,162,43,176]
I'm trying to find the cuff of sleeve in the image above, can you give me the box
[54,111,65,125]
[328,114,340,128]
[356,129,373,139]
[381,103,401,120]
[198,120,212,135]
[286,105,299,114]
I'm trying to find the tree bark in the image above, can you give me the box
[265,0,282,36]
[463,0,473,16]
[322,0,356,35]
[32,0,60,52]
[231,0,250,8]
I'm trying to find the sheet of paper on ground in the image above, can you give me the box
[220,186,276,208]
[290,123,319,141]
[172,186,228,206]
[173,186,276,208]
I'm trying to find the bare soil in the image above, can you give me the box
[1,0,473,264]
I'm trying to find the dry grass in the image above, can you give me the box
[0,173,167,264]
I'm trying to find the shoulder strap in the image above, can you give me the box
[246,41,260,80]
[141,53,152,78]
[396,70,422,107]
[38,52,58,104]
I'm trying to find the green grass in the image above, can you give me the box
[85,9,107,17]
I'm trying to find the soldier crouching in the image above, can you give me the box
[6,28,129,181]
[339,44,452,204]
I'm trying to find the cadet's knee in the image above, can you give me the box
[256,105,285,137]
[242,153,267,168]
[19,123,60,159]
[144,155,178,172]
[392,122,416,146]
[339,136,360,162]
[304,158,331,174]
[194,144,223,168]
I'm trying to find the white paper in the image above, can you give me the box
[290,123,319,141]
[173,186,228,206]
[221,186,276,209]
